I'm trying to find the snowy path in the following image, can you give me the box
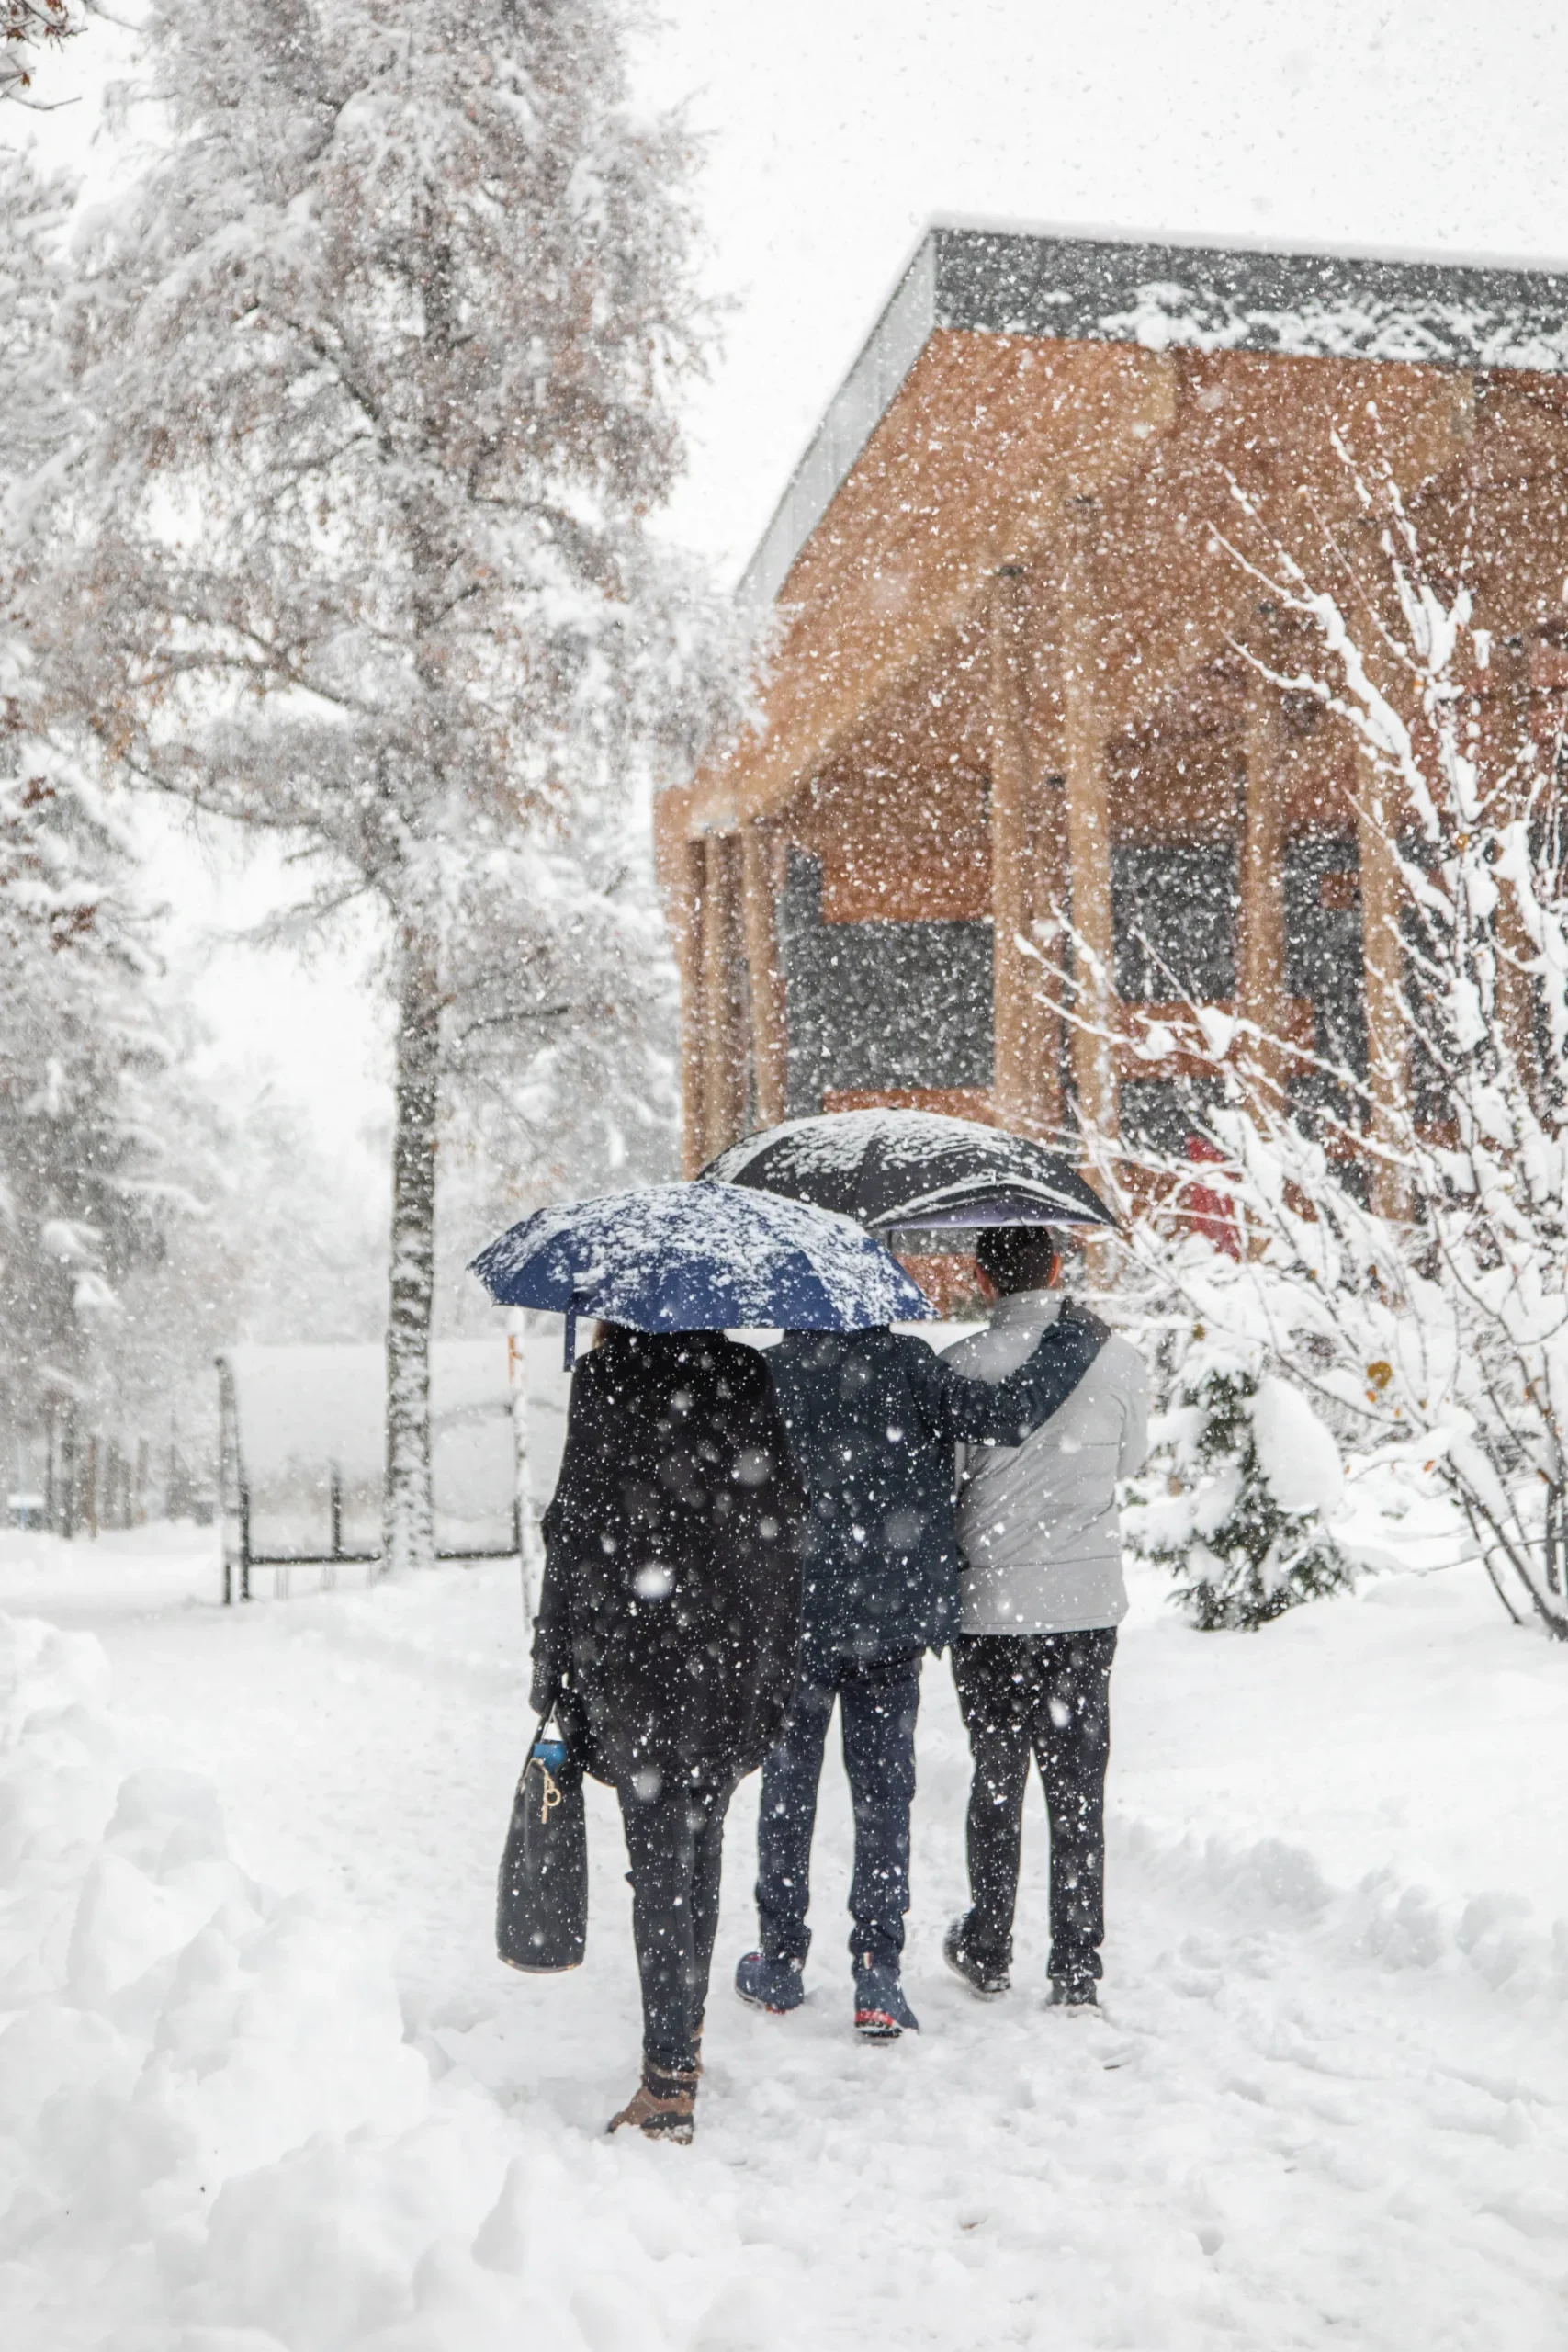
[2,1535,1565,2349]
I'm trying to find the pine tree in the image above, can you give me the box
[51,0,740,1570]
[1125,1341,1356,1630]
[0,149,192,1499]
[0,753,183,1475]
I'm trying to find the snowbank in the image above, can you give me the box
[3,1514,1567,2350]
[0,1610,547,2351]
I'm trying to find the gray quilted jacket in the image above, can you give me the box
[947,1291,1150,1636]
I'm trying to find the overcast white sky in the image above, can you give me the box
[24,0,1568,1215]
[638,0,1568,580]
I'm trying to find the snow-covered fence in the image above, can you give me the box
[216,1339,570,1602]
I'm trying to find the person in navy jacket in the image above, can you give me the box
[734,1303,1107,2037]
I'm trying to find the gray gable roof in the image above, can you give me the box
[740,224,1568,609]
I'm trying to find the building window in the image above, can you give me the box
[777,851,994,1114]
[1112,842,1238,1001]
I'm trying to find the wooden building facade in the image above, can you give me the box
[656,229,1568,1207]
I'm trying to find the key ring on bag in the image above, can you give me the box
[527,1708,569,1824]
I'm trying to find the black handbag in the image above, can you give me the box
[496,1719,588,1973]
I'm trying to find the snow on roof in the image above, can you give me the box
[740,222,1568,607]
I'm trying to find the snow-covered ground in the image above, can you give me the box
[1,1507,1564,2350]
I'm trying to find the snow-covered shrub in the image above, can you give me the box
[1126,1332,1354,1630]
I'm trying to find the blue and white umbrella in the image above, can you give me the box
[469,1182,934,1363]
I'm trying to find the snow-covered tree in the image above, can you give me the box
[0,146,71,511]
[0,747,186,1467]
[51,0,741,1570]
[0,149,185,1490]
[105,1071,389,1476]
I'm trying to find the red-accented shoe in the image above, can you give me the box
[853,1961,919,2040]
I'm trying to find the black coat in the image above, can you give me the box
[532,1327,805,1788]
[766,1306,1108,1670]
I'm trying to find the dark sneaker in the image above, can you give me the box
[942,1917,1010,2000]
[1047,1975,1100,2013]
[735,1951,805,2014]
[853,1962,920,2040]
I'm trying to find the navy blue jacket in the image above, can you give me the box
[766,1306,1108,1671]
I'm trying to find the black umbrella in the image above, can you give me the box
[700,1109,1116,1233]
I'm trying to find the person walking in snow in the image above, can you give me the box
[532,1323,805,2143]
[733,1301,1107,2038]
[941,1227,1149,2011]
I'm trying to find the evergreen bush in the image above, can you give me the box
[1126,1343,1356,1630]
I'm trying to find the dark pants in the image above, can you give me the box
[951,1629,1117,1984]
[617,1770,735,2075]
[755,1648,922,1973]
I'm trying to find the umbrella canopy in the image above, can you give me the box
[469,1182,934,1363]
[701,1109,1116,1233]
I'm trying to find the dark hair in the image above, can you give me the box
[973,1224,1060,1295]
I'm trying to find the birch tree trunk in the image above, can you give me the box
[383,918,441,1576]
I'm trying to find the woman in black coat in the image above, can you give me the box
[532,1322,803,2143]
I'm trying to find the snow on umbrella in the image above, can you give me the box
[469,1182,934,1363]
[700,1108,1116,1233]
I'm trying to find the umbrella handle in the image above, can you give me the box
[563,1288,597,1368]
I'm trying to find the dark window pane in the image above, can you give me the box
[1284,835,1367,1083]
[778,851,994,1112]
[1112,842,1237,1001]
[1120,1077,1224,1156]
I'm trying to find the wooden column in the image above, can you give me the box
[1059,512,1118,1145]
[1356,785,1410,1220]
[1238,685,1289,1103]
[700,832,749,1162]
[989,569,1059,1135]
[1032,776,1069,1136]
[1483,667,1540,1110]
[739,825,787,1129]
[676,837,707,1176]
[1495,881,1540,1111]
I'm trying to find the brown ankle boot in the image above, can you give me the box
[607,2062,698,2143]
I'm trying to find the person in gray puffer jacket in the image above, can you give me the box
[941,1225,1149,2010]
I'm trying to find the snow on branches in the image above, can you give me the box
[0,146,186,1450]
[50,0,745,1570]
[1094,433,1568,1638]
[1,1,80,105]
[0,742,178,1440]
